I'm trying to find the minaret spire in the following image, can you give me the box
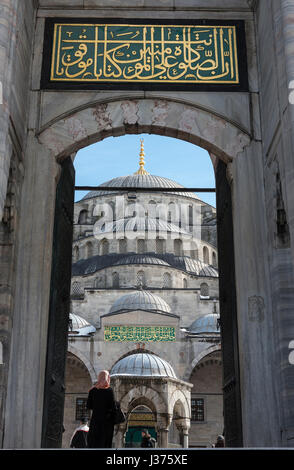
[134,139,149,175]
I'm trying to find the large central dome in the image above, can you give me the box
[81,174,199,201]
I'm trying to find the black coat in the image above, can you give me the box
[86,387,116,448]
[70,429,88,448]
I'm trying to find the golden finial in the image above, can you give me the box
[134,139,149,175]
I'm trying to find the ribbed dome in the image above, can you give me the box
[109,290,171,314]
[69,313,96,336]
[81,174,199,201]
[110,352,177,378]
[94,216,189,236]
[189,313,220,334]
[114,254,170,267]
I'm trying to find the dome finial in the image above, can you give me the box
[134,139,149,175]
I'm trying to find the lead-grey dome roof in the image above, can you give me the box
[80,174,199,201]
[68,313,96,336]
[189,313,220,334]
[109,290,171,314]
[110,352,177,378]
[114,254,170,267]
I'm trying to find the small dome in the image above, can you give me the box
[69,313,96,336]
[80,174,199,201]
[110,352,177,379]
[189,313,220,334]
[109,290,171,314]
[114,254,170,267]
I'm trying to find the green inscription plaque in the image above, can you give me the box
[104,325,176,342]
[49,22,240,84]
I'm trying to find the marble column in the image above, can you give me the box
[158,428,169,448]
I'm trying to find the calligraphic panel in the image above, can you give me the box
[104,325,176,342]
[41,19,248,91]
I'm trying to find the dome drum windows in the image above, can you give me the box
[78,209,88,225]
[119,238,127,254]
[203,246,209,265]
[112,272,119,288]
[200,282,210,298]
[163,272,172,288]
[136,271,146,288]
[137,238,146,254]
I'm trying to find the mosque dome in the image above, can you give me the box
[81,174,199,201]
[108,290,171,314]
[95,216,190,236]
[80,139,198,202]
[68,313,96,336]
[114,254,170,267]
[110,352,177,379]
[188,313,220,335]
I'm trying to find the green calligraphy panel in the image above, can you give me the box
[49,23,240,84]
[104,325,176,342]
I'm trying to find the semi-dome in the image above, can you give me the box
[110,352,177,379]
[80,174,199,201]
[68,313,96,336]
[188,313,220,335]
[108,290,171,314]
[114,254,170,267]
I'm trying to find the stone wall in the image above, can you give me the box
[0,0,36,446]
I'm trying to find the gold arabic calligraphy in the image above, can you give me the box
[51,23,239,84]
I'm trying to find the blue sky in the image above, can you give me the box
[74,134,216,207]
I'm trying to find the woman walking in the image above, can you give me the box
[86,370,116,448]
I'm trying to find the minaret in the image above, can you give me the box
[134,139,149,175]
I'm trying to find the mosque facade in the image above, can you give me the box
[64,143,223,448]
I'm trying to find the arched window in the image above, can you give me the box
[174,239,182,256]
[119,238,127,254]
[163,272,172,288]
[136,271,146,288]
[189,205,193,228]
[101,238,109,255]
[183,278,188,289]
[200,282,209,297]
[148,200,157,219]
[156,237,165,254]
[86,241,93,258]
[71,281,83,299]
[190,241,198,260]
[212,251,217,267]
[73,246,79,262]
[78,209,88,224]
[112,272,119,288]
[203,246,209,264]
[137,239,145,254]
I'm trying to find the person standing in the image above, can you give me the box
[70,417,89,448]
[214,435,225,447]
[86,370,116,448]
[140,429,155,448]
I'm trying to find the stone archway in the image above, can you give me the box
[4,93,279,450]
[38,99,251,163]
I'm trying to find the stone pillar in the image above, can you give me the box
[158,428,169,448]
[113,425,126,449]
[3,136,59,448]
[182,428,189,448]
[0,0,17,220]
